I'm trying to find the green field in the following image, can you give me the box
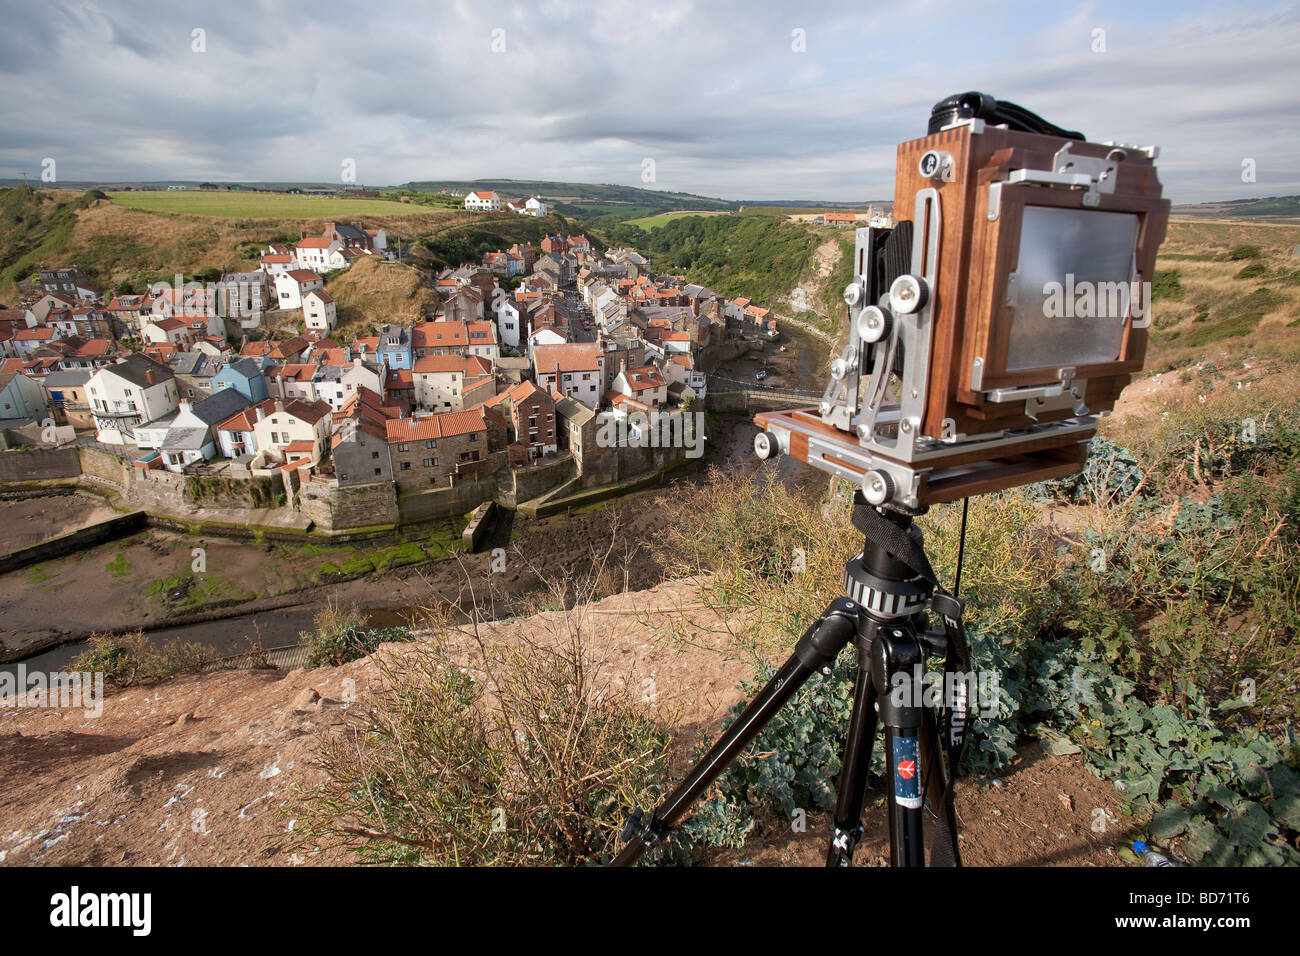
[107,191,426,219]
[624,210,728,231]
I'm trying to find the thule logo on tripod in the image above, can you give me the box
[950,681,968,746]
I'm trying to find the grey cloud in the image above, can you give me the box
[0,0,1294,202]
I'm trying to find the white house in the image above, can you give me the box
[153,389,252,471]
[494,296,525,349]
[302,289,337,331]
[260,253,295,277]
[464,191,501,212]
[532,344,603,409]
[274,270,324,310]
[310,360,384,411]
[411,355,494,413]
[523,196,547,217]
[612,363,668,408]
[143,317,189,346]
[466,320,499,364]
[86,354,180,445]
[294,238,343,272]
[252,398,332,466]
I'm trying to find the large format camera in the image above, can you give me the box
[754,92,1171,508]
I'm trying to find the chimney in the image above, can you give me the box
[178,399,191,416]
[275,399,286,414]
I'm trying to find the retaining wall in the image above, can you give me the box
[0,511,148,575]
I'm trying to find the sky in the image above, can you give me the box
[0,0,1296,204]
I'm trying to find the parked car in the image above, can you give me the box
[755,369,768,381]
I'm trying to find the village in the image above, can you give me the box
[0,212,782,532]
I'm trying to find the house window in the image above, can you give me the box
[398,443,409,452]
[400,461,410,470]
[423,458,436,467]
[425,439,437,448]
[371,451,379,459]
[469,433,478,442]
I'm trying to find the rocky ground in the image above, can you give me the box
[0,577,1128,867]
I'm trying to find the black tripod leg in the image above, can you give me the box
[612,596,861,867]
[825,626,879,867]
[920,703,962,866]
[872,626,927,867]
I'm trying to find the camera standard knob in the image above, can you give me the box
[889,275,930,315]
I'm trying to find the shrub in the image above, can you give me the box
[72,631,215,688]
[301,604,413,667]
[1227,244,1262,260]
[1151,269,1183,300]
[285,615,673,865]
[1235,262,1268,279]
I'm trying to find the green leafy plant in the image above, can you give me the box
[301,604,414,666]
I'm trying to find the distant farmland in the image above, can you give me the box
[625,210,728,230]
[107,191,426,219]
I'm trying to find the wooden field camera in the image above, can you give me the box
[755,93,1171,508]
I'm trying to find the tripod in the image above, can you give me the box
[613,493,971,867]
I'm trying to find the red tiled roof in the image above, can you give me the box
[276,363,318,383]
[413,320,468,349]
[385,407,492,443]
[623,365,666,391]
[606,391,650,413]
[532,343,599,375]
[413,354,475,375]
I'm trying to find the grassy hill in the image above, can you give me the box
[624,210,728,231]
[324,256,441,336]
[1143,218,1300,369]
[108,191,427,219]
[0,186,469,305]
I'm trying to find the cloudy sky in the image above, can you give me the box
[1,0,1296,203]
